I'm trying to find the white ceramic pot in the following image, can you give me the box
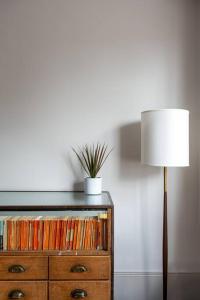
[84,177,102,195]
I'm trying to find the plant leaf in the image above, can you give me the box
[72,143,113,178]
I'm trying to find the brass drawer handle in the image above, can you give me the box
[8,290,25,299]
[8,265,26,273]
[70,265,87,273]
[71,289,87,298]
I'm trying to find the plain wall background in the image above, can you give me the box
[0,0,199,282]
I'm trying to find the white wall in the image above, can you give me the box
[0,0,199,299]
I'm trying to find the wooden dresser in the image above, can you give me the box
[0,191,114,300]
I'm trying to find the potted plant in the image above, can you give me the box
[73,143,112,195]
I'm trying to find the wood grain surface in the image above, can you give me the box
[0,281,47,300]
[0,256,48,280]
[49,281,110,300]
[49,256,111,280]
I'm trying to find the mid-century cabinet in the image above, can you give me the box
[0,191,114,300]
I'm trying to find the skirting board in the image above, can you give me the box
[114,272,200,300]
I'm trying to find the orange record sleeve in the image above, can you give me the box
[55,219,61,250]
[69,218,75,250]
[43,218,50,250]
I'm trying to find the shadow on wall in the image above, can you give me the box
[118,121,162,300]
[119,121,141,180]
[73,181,84,191]
[118,121,158,179]
[65,152,84,191]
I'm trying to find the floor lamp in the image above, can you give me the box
[141,109,189,300]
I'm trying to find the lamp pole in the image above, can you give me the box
[163,166,168,300]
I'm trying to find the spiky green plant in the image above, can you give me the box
[72,143,112,178]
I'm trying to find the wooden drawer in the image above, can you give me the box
[0,256,48,280]
[49,256,111,280]
[0,281,47,300]
[49,281,110,300]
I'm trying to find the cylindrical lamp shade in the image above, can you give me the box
[141,109,189,167]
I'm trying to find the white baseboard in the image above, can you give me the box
[114,272,200,300]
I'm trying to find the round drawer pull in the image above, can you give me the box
[70,265,87,273]
[8,289,25,299]
[8,265,26,273]
[71,289,87,298]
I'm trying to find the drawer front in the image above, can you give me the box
[49,281,110,300]
[0,281,47,300]
[0,256,48,280]
[49,256,111,280]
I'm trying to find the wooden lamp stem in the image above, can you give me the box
[163,166,168,300]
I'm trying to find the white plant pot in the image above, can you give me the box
[84,177,102,195]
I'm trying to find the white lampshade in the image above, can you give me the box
[141,109,189,167]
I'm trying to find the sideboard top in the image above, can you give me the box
[0,191,113,211]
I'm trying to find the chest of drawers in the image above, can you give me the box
[0,191,114,300]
